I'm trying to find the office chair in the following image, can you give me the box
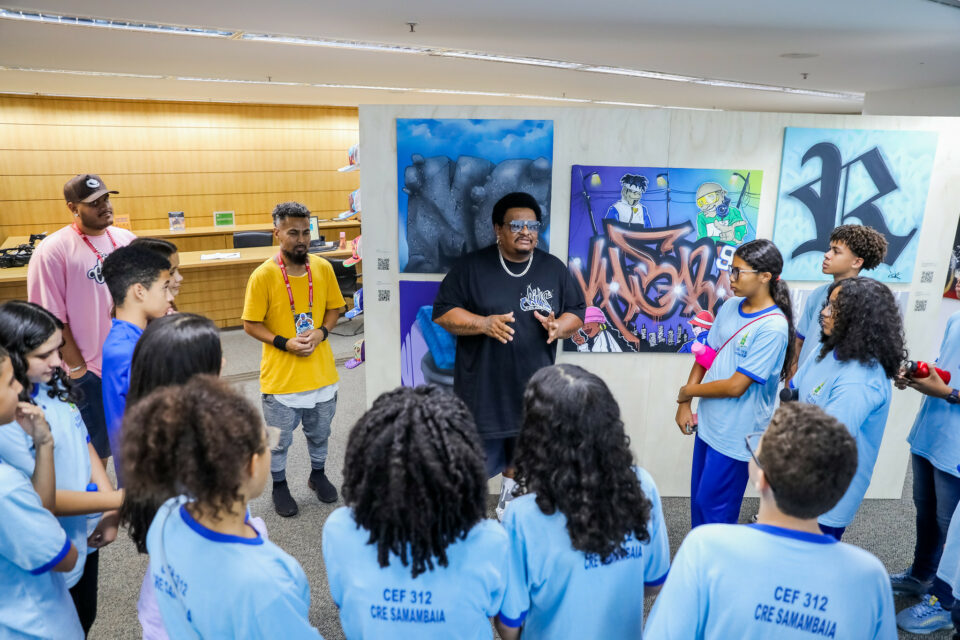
[329,258,363,336]
[232,231,273,248]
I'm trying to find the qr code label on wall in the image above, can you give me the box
[914,299,928,312]
[377,258,390,271]
[921,271,934,283]
[378,289,390,302]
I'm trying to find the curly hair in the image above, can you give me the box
[735,239,796,380]
[120,376,265,548]
[759,402,857,519]
[341,385,486,578]
[817,277,906,378]
[272,201,311,225]
[830,225,888,271]
[513,364,652,558]
[0,301,77,404]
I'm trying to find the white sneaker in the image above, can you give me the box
[496,476,518,522]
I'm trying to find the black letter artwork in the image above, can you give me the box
[787,142,916,273]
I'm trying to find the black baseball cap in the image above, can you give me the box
[63,174,118,203]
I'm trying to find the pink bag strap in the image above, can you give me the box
[714,312,785,358]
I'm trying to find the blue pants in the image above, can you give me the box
[74,371,110,459]
[691,436,750,527]
[911,454,960,583]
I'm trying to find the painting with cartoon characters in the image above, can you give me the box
[564,165,762,354]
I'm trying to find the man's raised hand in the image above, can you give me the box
[482,312,515,344]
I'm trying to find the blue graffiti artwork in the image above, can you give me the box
[773,127,938,282]
[397,119,554,274]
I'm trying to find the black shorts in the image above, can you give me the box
[482,436,517,479]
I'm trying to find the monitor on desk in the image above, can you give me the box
[309,216,320,241]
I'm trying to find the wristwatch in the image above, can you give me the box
[946,389,960,405]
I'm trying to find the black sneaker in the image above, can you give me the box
[308,469,338,503]
[272,480,299,517]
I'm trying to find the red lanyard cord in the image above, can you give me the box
[72,222,117,263]
[275,253,313,313]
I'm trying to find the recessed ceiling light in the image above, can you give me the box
[779,53,819,59]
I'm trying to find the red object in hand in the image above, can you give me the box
[907,360,952,384]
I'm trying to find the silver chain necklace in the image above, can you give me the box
[498,246,533,278]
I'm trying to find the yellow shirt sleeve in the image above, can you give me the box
[241,261,271,323]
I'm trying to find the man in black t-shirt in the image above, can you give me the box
[433,192,586,497]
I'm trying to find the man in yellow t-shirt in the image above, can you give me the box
[242,202,346,517]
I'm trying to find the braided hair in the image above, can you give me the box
[341,385,486,578]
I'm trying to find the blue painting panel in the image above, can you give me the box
[397,118,554,273]
[773,127,938,282]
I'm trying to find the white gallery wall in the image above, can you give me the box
[360,104,960,498]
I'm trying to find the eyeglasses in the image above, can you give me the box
[729,267,759,281]
[507,220,541,234]
[745,433,775,492]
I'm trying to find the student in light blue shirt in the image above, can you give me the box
[495,364,669,640]
[934,503,960,635]
[887,280,960,633]
[120,374,321,639]
[0,345,84,640]
[646,402,897,640]
[790,225,889,378]
[0,301,124,634]
[676,239,792,526]
[100,244,174,482]
[323,385,510,640]
[791,277,903,541]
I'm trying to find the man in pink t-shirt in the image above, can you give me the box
[27,174,136,463]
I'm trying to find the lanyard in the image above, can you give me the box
[72,222,116,263]
[275,253,312,314]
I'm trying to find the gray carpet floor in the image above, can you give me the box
[88,325,954,639]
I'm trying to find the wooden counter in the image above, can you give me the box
[0,245,360,328]
[2,219,361,253]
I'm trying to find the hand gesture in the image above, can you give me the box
[902,370,952,398]
[482,312,515,344]
[15,402,53,446]
[286,335,316,357]
[533,311,563,345]
[675,402,696,435]
[88,510,120,549]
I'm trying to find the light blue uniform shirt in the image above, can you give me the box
[937,503,960,598]
[698,299,789,461]
[796,283,830,369]
[794,351,891,528]
[147,497,321,639]
[0,461,83,640]
[0,384,92,587]
[908,311,960,478]
[498,467,670,639]
[322,506,509,640]
[644,523,897,640]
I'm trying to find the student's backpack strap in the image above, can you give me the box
[714,312,785,358]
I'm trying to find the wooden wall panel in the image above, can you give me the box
[0,96,359,239]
